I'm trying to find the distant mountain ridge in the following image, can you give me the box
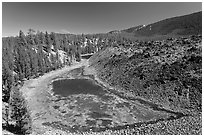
[109,11,202,37]
[136,11,201,36]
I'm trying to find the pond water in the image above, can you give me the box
[53,79,105,97]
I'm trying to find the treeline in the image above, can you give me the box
[2,29,84,134]
[2,29,83,101]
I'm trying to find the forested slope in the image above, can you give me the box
[3,30,81,102]
[2,30,85,134]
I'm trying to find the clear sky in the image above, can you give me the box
[2,2,202,36]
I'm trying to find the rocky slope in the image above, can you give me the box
[89,35,202,112]
[88,35,202,134]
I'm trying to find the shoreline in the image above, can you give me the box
[20,59,88,135]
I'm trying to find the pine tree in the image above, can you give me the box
[61,35,68,51]
[50,32,59,51]
[9,87,32,134]
[28,49,38,77]
[45,31,51,52]
[50,53,56,70]
[24,50,31,79]
[75,43,81,62]
[27,28,35,45]
[34,30,41,45]
[56,51,61,68]
[17,30,32,80]
[2,38,14,102]
[15,43,24,80]
[44,53,51,72]
[37,44,46,75]
[39,32,45,44]
[18,30,27,46]
[2,61,13,102]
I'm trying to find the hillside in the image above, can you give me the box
[106,12,201,41]
[89,35,202,112]
[135,11,201,36]
[88,35,202,134]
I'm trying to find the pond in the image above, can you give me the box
[50,67,185,133]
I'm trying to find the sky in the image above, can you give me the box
[2,2,202,37]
